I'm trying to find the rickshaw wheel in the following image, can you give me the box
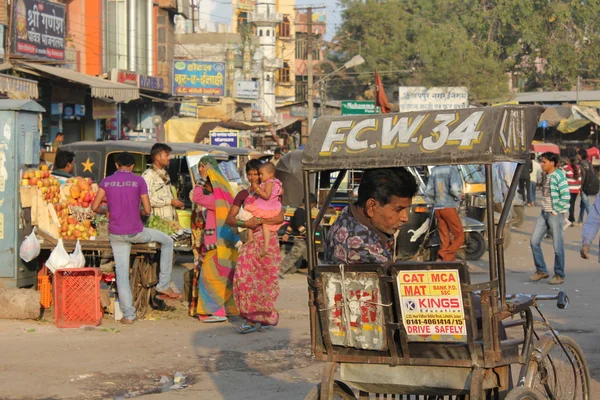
[304,381,357,400]
[530,335,590,400]
[505,387,541,400]
[130,256,155,319]
[463,231,485,261]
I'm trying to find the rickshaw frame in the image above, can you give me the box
[300,106,587,399]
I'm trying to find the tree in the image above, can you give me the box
[334,0,600,101]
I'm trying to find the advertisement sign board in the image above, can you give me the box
[397,269,467,342]
[210,130,238,147]
[13,0,66,60]
[173,61,226,97]
[179,101,198,118]
[398,87,469,112]
[92,99,117,120]
[341,100,380,115]
[235,80,259,99]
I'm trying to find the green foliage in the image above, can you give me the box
[336,0,600,101]
[146,215,176,236]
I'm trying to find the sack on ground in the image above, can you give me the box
[45,239,71,273]
[67,240,86,269]
[19,227,40,263]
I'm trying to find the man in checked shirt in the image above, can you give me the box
[142,143,185,221]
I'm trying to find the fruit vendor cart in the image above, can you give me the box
[35,228,162,320]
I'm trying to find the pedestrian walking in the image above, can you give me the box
[227,160,285,333]
[564,157,581,228]
[519,155,533,207]
[425,165,464,261]
[190,156,239,323]
[529,152,571,285]
[279,193,317,277]
[529,154,542,206]
[577,149,596,225]
[91,152,180,325]
[580,194,600,261]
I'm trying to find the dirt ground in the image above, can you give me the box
[1,205,600,400]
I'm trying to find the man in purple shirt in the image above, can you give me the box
[92,152,179,325]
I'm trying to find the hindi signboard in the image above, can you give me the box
[398,87,469,112]
[173,60,226,97]
[13,0,65,60]
[341,100,380,115]
[397,269,467,342]
[210,130,238,147]
[235,80,259,99]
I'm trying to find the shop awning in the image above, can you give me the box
[276,117,302,130]
[164,118,220,143]
[18,62,139,103]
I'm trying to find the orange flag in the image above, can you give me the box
[375,71,391,114]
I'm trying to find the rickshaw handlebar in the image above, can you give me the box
[505,291,569,309]
[473,290,569,310]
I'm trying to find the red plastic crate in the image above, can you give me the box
[54,268,103,328]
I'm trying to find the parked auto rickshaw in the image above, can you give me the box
[302,106,590,399]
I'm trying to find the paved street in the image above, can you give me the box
[1,204,599,399]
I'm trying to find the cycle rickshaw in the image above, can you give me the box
[302,105,590,399]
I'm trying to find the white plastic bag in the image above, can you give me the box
[67,240,85,269]
[19,227,40,262]
[45,239,71,273]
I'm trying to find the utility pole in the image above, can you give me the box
[295,4,325,138]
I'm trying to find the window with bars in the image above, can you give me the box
[279,15,291,38]
[277,62,291,83]
[295,33,321,61]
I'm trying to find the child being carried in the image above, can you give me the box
[236,162,283,256]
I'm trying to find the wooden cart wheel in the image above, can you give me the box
[130,256,156,319]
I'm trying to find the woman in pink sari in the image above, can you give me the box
[226,159,284,333]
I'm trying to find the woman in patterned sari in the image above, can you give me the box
[226,159,285,333]
[190,156,239,323]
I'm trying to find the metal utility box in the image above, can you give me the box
[0,100,45,288]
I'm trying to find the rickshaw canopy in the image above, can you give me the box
[302,105,544,171]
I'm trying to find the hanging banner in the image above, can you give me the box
[13,0,66,60]
[398,87,469,112]
[92,99,117,120]
[397,269,467,342]
[172,61,226,97]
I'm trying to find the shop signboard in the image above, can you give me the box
[397,269,467,343]
[238,0,254,11]
[92,99,117,120]
[235,80,258,99]
[341,100,380,115]
[111,69,165,92]
[173,61,226,97]
[13,0,66,60]
[111,69,137,86]
[210,130,238,147]
[398,86,469,112]
[179,101,198,118]
[138,74,164,92]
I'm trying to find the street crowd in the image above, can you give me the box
[46,140,600,332]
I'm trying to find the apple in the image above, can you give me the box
[20,179,29,186]
[36,181,43,188]
[34,170,42,179]
[29,177,37,185]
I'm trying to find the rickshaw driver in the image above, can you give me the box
[325,168,419,264]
